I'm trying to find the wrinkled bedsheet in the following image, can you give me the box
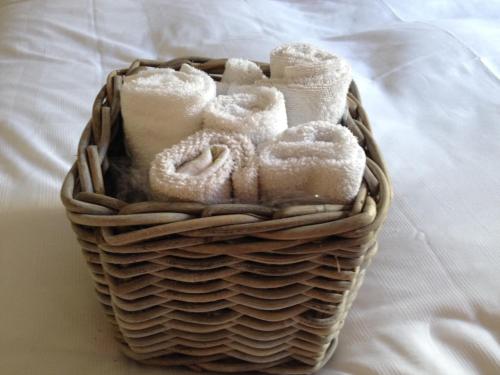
[0,1,499,374]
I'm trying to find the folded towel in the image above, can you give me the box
[216,58,267,95]
[121,64,216,170]
[262,43,352,127]
[259,121,365,204]
[203,86,287,145]
[149,129,258,204]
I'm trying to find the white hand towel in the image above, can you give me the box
[216,58,267,95]
[259,121,365,204]
[202,86,287,145]
[263,43,352,127]
[222,58,266,85]
[121,64,216,171]
[215,81,230,96]
[149,129,258,204]
[270,43,340,79]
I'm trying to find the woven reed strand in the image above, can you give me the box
[61,57,392,375]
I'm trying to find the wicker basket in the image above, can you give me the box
[61,57,392,374]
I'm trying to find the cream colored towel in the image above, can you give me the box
[270,43,340,78]
[216,58,267,95]
[259,121,365,204]
[149,130,258,204]
[261,43,352,127]
[203,86,287,145]
[121,64,216,171]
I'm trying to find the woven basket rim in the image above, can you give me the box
[60,56,392,244]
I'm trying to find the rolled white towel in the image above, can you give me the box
[270,42,340,79]
[222,58,266,85]
[263,43,352,127]
[216,58,267,95]
[259,121,365,204]
[203,86,287,145]
[121,64,216,171]
[215,81,230,96]
[149,129,258,204]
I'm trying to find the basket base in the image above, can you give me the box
[118,336,339,375]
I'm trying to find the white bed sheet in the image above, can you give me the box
[0,1,499,374]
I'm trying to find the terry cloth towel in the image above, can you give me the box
[270,42,341,78]
[263,43,352,127]
[121,64,216,171]
[203,86,287,145]
[149,129,258,204]
[259,121,366,204]
[216,58,267,95]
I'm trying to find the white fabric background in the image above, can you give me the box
[1,1,499,374]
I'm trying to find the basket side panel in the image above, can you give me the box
[98,236,378,374]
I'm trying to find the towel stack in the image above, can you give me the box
[119,43,365,206]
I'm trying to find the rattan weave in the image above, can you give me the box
[61,57,392,374]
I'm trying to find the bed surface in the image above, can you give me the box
[1,1,499,374]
